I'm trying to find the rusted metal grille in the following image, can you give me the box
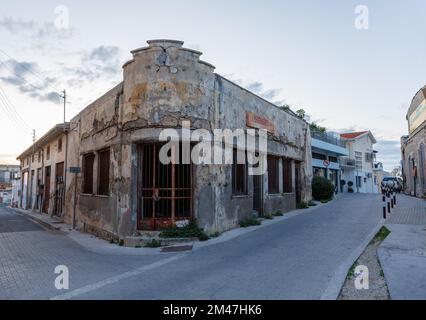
[43,166,51,213]
[232,149,247,195]
[54,162,64,217]
[267,155,279,194]
[138,143,192,230]
[283,158,292,193]
[83,153,95,194]
[98,149,110,196]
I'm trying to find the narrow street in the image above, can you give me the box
[1,194,385,300]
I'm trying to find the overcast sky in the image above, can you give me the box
[0,0,425,171]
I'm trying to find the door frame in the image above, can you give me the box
[253,173,264,216]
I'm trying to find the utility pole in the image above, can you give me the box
[61,89,68,220]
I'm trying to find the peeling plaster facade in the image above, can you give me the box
[18,40,313,240]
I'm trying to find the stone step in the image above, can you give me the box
[124,236,198,248]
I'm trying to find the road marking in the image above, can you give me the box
[50,254,186,300]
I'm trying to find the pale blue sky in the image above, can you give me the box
[0,0,425,171]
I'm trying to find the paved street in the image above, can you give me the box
[0,194,384,300]
[379,195,426,300]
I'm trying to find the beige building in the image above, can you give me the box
[17,124,68,215]
[401,85,426,198]
[17,40,313,240]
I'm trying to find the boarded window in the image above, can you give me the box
[232,149,247,195]
[283,158,293,193]
[83,153,95,194]
[58,138,62,152]
[98,149,110,196]
[268,155,279,194]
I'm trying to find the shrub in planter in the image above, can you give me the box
[340,180,346,193]
[312,176,335,201]
[347,181,354,193]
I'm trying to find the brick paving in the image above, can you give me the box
[386,194,426,225]
[0,205,174,299]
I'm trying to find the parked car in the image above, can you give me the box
[381,177,403,191]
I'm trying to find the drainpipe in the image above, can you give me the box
[63,127,69,220]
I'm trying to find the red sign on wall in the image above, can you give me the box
[246,112,276,135]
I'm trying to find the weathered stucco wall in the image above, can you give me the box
[59,39,313,238]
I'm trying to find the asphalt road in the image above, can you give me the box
[0,193,383,300]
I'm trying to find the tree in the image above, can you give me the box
[296,109,306,119]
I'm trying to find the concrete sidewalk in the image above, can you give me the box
[378,195,426,300]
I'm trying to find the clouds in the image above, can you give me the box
[0,16,73,41]
[374,139,402,171]
[225,75,284,105]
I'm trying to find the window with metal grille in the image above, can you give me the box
[82,153,95,194]
[58,138,62,153]
[268,155,279,194]
[283,158,293,193]
[232,149,247,195]
[98,149,110,196]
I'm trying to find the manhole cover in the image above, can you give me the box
[161,245,193,253]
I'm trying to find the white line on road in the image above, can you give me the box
[50,254,186,300]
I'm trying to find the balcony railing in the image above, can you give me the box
[311,130,346,147]
[339,157,356,167]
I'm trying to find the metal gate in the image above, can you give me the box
[54,162,64,217]
[253,173,263,216]
[137,143,192,230]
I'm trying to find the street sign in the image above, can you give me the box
[69,167,81,174]
[323,160,330,167]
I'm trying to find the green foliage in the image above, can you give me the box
[209,232,221,238]
[297,201,309,209]
[264,214,274,220]
[144,239,162,248]
[309,122,327,133]
[274,210,284,216]
[374,226,391,242]
[308,200,317,207]
[239,217,262,228]
[296,109,306,119]
[312,176,335,201]
[159,220,209,241]
[118,239,124,247]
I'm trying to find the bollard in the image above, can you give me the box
[388,202,391,214]
[391,198,394,208]
[394,195,396,206]
[383,206,386,219]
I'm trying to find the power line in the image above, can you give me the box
[0,48,63,93]
[0,85,32,132]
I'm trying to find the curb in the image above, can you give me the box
[320,219,385,300]
[9,207,63,233]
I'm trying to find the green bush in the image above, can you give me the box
[297,201,309,209]
[308,200,317,207]
[264,214,274,220]
[239,217,261,227]
[159,219,209,241]
[312,176,335,201]
[144,239,162,248]
[274,210,284,216]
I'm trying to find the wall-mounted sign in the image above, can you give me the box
[69,167,81,174]
[323,160,330,167]
[246,112,276,135]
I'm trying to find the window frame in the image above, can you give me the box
[82,153,95,195]
[282,158,293,194]
[97,148,110,196]
[232,149,248,196]
[267,155,280,195]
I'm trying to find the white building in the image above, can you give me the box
[339,131,379,194]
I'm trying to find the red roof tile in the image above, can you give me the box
[340,131,369,139]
